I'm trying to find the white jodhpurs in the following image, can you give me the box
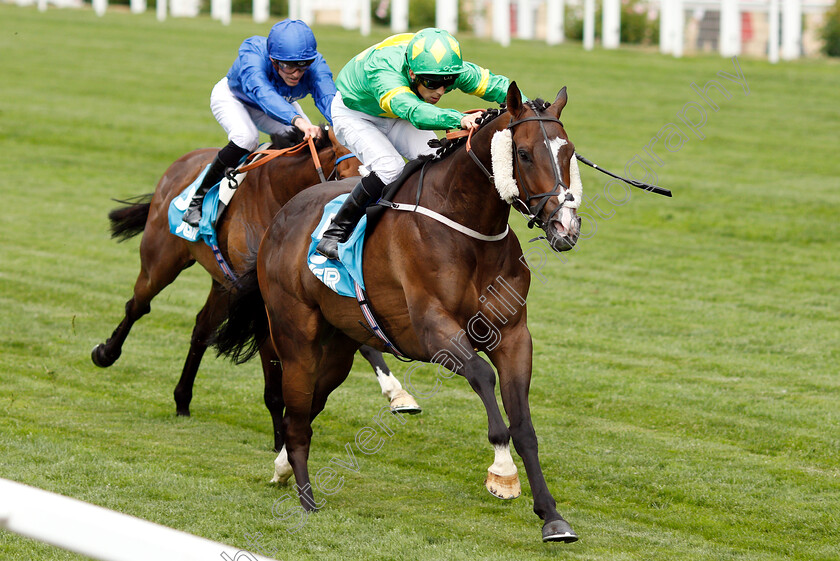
[210,77,311,152]
[331,91,437,183]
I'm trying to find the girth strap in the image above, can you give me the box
[354,282,412,361]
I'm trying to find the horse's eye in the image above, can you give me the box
[517,149,531,162]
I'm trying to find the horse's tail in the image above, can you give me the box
[108,194,153,241]
[213,265,269,365]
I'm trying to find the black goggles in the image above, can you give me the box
[415,74,458,90]
[272,59,315,72]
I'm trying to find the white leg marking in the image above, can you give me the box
[271,445,294,484]
[489,443,518,476]
[375,366,402,399]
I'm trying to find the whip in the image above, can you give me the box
[574,153,672,197]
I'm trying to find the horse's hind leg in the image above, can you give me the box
[260,342,285,453]
[173,281,228,416]
[92,230,191,368]
[358,345,421,414]
[272,334,355,510]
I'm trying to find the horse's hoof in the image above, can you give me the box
[541,519,578,543]
[91,344,117,368]
[389,389,422,414]
[484,469,521,500]
[176,409,190,417]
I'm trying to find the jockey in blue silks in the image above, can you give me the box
[183,19,337,226]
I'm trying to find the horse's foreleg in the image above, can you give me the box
[456,354,522,500]
[358,345,421,414]
[173,282,228,416]
[491,332,578,543]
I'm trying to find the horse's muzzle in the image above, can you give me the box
[546,208,581,252]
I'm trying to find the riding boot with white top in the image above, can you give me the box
[316,173,386,260]
[183,141,249,227]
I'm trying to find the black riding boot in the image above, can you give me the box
[182,141,250,227]
[316,173,386,260]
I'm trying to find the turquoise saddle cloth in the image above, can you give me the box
[307,194,367,298]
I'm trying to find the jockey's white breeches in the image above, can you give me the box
[210,77,311,152]
[331,91,436,183]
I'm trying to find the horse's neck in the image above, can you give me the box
[411,129,511,237]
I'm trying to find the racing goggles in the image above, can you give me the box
[415,73,458,90]
[272,59,315,72]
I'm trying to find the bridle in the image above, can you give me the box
[463,104,575,231]
[327,152,360,181]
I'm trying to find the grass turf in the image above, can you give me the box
[1,5,839,560]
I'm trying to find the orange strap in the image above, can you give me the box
[307,137,323,172]
[444,108,484,149]
[235,141,309,173]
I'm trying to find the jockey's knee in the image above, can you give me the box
[228,132,259,153]
[218,140,251,167]
[368,156,405,184]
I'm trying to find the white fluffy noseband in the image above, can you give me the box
[490,129,584,208]
[491,129,517,202]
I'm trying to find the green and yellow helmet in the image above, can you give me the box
[405,28,464,76]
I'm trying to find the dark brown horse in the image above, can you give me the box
[215,84,583,542]
[92,127,419,453]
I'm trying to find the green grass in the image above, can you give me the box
[2,5,839,560]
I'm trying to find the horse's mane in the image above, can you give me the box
[269,124,331,150]
[429,98,552,161]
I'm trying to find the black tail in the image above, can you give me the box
[213,266,269,364]
[108,194,153,242]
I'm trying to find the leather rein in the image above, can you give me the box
[229,137,358,185]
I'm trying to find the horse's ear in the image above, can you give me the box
[549,86,568,118]
[506,81,523,116]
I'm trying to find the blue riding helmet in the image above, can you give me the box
[267,19,318,62]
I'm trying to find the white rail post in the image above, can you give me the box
[130,0,145,14]
[517,0,534,40]
[342,0,359,29]
[93,0,107,16]
[768,0,780,63]
[218,0,231,26]
[360,0,372,36]
[436,0,458,34]
[672,0,684,58]
[299,0,314,24]
[781,0,801,60]
[546,0,565,45]
[492,0,511,46]
[156,0,166,21]
[253,0,269,24]
[720,0,742,57]
[659,0,672,54]
[391,0,409,32]
[602,0,620,49]
[583,0,595,51]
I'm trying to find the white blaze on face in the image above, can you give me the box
[547,137,582,233]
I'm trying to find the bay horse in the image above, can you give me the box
[91,127,419,453]
[215,83,583,542]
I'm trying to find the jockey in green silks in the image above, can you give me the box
[316,28,517,260]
